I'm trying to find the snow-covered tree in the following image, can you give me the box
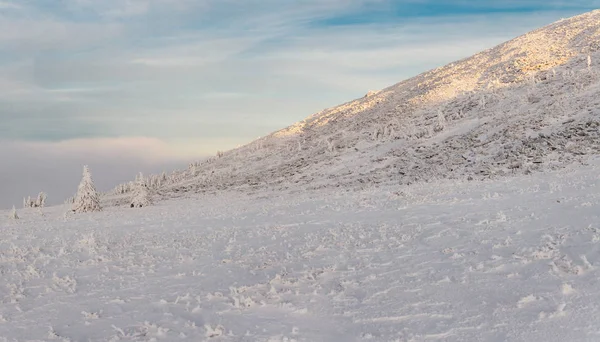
[9,205,18,219]
[22,192,47,208]
[64,196,75,205]
[36,192,47,208]
[434,110,447,132]
[326,138,335,153]
[189,163,197,177]
[147,175,156,188]
[72,165,102,213]
[130,172,153,208]
[587,55,592,69]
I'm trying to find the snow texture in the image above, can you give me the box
[2,158,600,341]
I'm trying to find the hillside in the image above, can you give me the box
[119,9,600,201]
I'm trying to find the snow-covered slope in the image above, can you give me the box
[133,10,600,200]
[2,157,600,341]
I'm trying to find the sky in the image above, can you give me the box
[1,0,599,209]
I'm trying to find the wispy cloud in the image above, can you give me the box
[0,1,20,9]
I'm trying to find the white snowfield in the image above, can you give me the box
[2,158,600,341]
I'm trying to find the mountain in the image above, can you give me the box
[110,10,600,201]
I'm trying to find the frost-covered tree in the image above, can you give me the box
[147,175,156,188]
[130,172,153,208]
[434,111,447,132]
[22,192,47,208]
[326,138,335,153]
[9,205,18,219]
[64,196,75,205]
[72,165,102,213]
[36,192,47,208]
[587,55,592,69]
[189,163,197,177]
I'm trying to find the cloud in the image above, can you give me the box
[0,1,20,9]
[0,18,122,55]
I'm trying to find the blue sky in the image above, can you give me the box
[0,0,598,207]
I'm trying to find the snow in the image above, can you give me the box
[2,158,600,341]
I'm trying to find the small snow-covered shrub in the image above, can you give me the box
[9,205,18,219]
[434,111,447,132]
[587,55,592,69]
[37,192,47,208]
[326,138,336,153]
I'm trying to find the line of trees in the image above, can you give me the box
[10,165,154,219]
[70,166,154,213]
[23,192,47,208]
